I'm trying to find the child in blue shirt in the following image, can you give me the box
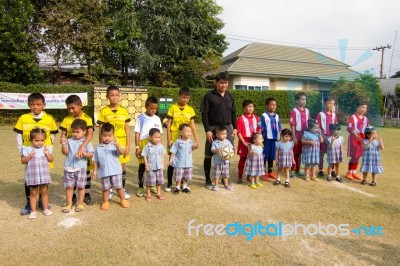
[61,119,94,213]
[168,123,197,194]
[92,123,129,210]
[211,126,234,191]
[141,128,166,202]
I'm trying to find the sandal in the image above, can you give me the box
[273,180,281,186]
[370,181,377,186]
[100,202,110,210]
[75,204,85,212]
[145,195,152,202]
[120,199,129,208]
[156,194,165,200]
[62,205,72,213]
[361,180,367,185]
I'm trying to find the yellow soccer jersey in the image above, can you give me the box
[59,112,94,138]
[97,106,131,138]
[13,112,58,147]
[166,104,196,141]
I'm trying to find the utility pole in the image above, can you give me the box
[373,44,391,79]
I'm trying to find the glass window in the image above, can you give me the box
[255,86,261,91]
[235,85,247,90]
[248,86,255,90]
[262,86,269,91]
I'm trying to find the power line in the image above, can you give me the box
[373,45,392,79]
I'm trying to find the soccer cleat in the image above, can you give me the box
[345,173,353,180]
[352,173,362,181]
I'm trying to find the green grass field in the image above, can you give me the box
[0,124,399,265]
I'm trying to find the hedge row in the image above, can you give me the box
[0,82,94,124]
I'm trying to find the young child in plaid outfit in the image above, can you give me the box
[274,129,295,188]
[361,127,384,186]
[141,128,166,202]
[326,124,344,182]
[168,123,197,194]
[211,126,234,192]
[21,128,54,219]
[245,133,265,189]
[301,120,323,182]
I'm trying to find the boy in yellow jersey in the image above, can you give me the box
[13,93,58,215]
[165,87,199,191]
[59,95,94,205]
[97,86,131,199]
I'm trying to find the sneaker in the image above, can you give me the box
[237,177,243,184]
[335,176,342,183]
[327,176,332,182]
[173,188,180,194]
[136,187,145,197]
[43,209,53,216]
[284,181,291,188]
[124,190,131,199]
[256,182,263,187]
[224,185,233,191]
[250,183,257,189]
[29,211,37,219]
[345,173,353,180]
[318,170,324,178]
[331,171,337,178]
[261,174,269,181]
[268,172,277,179]
[352,173,362,181]
[290,171,296,178]
[273,180,281,186]
[150,187,157,194]
[295,171,305,177]
[205,182,213,190]
[211,185,218,191]
[164,185,172,192]
[109,190,114,199]
[84,194,94,206]
[20,202,31,215]
[182,187,191,193]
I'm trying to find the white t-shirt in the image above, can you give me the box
[134,113,163,140]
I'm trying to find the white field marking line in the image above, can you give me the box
[58,217,82,229]
[332,182,375,197]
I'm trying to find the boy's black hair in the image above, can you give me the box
[145,96,158,107]
[71,119,87,131]
[178,123,191,131]
[215,126,227,134]
[265,97,276,106]
[179,87,191,96]
[324,96,335,103]
[106,85,119,94]
[28,93,45,103]
[364,126,375,139]
[356,100,369,107]
[242,99,255,108]
[329,123,341,133]
[295,92,306,100]
[149,127,161,137]
[29,127,46,141]
[215,71,229,82]
[65,95,82,106]
[280,128,293,138]
[307,119,318,131]
[101,122,114,134]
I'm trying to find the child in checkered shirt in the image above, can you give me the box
[21,128,54,219]
[301,120,323,182]
[245,133,265,189]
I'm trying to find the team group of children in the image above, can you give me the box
[15,88,384,219]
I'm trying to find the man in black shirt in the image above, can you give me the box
[200,72,237,189]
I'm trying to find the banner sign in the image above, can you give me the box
[0,93,88,109]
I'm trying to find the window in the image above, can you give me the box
[235,85,247,90]
[248,86,255,90]
[255,86,261,91]
[262,86,269,91]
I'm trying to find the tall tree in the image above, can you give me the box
[0,0,43,84]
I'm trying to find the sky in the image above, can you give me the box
[215,0,400,78]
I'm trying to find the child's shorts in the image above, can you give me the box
[174,167,192,183]
[304,163,318,168]
[101,174,123,191]
[213,163,230,179]
[146,169,164,186]
[64,168,87,189]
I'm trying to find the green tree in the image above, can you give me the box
[354,72,384,117]
[390,71,400,78]
[40,0,110,83]
[135,0,227,86]
[0,0,43,84]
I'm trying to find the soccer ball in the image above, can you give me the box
[218,145,234,160]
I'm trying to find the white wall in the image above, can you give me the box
[274,80,303,91]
